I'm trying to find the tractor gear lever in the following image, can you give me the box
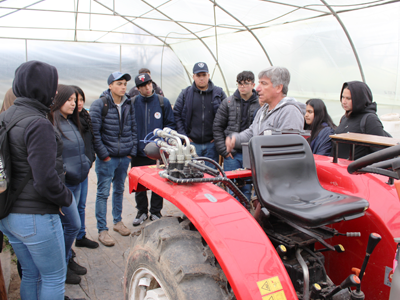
[353,233,381,296]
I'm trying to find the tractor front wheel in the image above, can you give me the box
[124,217,234,300]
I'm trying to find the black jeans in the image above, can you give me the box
[131,156,163,214]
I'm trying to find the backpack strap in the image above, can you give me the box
[359,113,374,134]
[100,97,108,123]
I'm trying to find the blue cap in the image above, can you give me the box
[193,62,208,74]
[107,72,131,85]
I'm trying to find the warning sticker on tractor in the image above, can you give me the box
[257,276,283,295]
[262,290,287,300]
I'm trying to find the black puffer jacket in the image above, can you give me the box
[3,61,72,214]
[213,89,259,157]
[58,115,91,185]
[335,81,387,160]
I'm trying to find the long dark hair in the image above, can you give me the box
[304,98,336,143]
[72,85,94,140]
[48,84,82,138]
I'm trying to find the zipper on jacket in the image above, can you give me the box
[201,91,204,144]
[145,102,148,135]
[117,107,121,156]
[237,103,241,132]
[67,119,84,182]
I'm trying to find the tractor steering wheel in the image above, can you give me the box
[347,143,400,177]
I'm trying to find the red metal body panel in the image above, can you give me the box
[128,155,400,299]
[315,154,400,299]
[129,166,298,300]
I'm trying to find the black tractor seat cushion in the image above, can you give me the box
[249,134,369,228]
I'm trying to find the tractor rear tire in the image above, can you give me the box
[124,217,234,300]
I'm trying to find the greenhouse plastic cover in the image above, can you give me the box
[0,0,399,122]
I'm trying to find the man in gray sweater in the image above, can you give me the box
[225,66,305,152]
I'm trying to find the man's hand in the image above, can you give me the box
[104,157,111,162]
[127,155,132,159]
[225,153,234,159]
[225,136,236,153]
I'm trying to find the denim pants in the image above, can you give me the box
[224,152,252,202]
[191,141,219,169]
[131,156,163,215]
[60,188,80,263]
[76,177,88,240]
[95,156,131,232]
[0,213,66,300]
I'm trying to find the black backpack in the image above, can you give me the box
[339,113,392,137]
[100,95,165,124]
[0,112,35,220]
[360,113,392,137]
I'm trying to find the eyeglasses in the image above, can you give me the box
[236,82,253,87]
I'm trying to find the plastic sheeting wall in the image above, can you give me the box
[0,38,189,106]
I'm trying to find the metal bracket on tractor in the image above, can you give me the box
[125,128,400,300]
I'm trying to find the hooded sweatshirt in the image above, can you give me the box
[233,97,306,148]
[1,60,72,214]
[335,81,386,160]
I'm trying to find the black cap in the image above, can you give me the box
[135,73,152,87]
[193,62,208,74]
[107,72,131,85]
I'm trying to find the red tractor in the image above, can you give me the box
[124,128,400,300]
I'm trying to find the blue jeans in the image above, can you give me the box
[191,141,219,169]
[0,213,66,300]
[224,152,252,203]
[95,156,131,232]
[60,188,80,263]
[76,177,88,240]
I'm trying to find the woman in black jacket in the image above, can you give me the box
[72,85,98,249]
[48,84,91,285]
[335,81,387,160]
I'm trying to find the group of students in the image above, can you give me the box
[304,81,388,160]
[0,60,389,300]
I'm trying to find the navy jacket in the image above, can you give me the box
[90,90,137,160]
[173,80,226,143]
[310,124,335,156]
[134,93,176,157]
[57,115,91,185]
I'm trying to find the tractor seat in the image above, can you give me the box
[248,135,369,228]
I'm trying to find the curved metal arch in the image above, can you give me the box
[140,0,230,96]
[210,0,273,66]
[93,0,192,84]
[320,0,366,82]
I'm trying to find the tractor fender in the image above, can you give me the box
[129,166,298,300]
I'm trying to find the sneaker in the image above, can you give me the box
[150,212,162,221]
[71,248,76,258]
[98,230,115,247]
[68,257,87,275]
[65,296,86,300]
[132,212,148,227]
[113,221,131,236]
[75,235,99,249]
[66,268,81,285]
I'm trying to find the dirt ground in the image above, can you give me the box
[7,254,20,300]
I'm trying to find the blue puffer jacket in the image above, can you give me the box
[310,123,335,156]
[90,90,137,160]
[134,93,176,157]
[58,115,91,185]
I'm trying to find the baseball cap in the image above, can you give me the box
[135,73,152,87]
[107,72,131,85]
[193,62,208,74]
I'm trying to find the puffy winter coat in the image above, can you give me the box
[310,124,335,156]
[213,90,260,157]
[90,89,137,160]
[57,115,91,185]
